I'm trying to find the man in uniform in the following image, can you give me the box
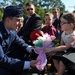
[0,6,38,75]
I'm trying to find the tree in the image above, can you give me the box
[0,0,66,20]
[73,10,75,13]
[30,0,65,11]
[0,8,3,20]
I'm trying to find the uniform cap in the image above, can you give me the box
[3,6,23,17]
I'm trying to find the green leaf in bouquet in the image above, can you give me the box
[52,39,60,47]
[55,43,60,47]
[33,39,42,47]
[53,39,60,43]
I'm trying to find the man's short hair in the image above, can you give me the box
[25,2,35,6]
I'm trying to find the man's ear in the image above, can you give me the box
[70,23,74,29]
[6,17,10,22]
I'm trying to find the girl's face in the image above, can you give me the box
[60,18,71,31]
[44,15,53,26]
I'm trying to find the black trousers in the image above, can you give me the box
[0,68,22,75]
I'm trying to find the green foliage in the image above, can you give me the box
[73,10,75,13]
[0,11,2,20]
[0,8,3,20]
[0,0,67,20]
[36,6,45,23]
[52,39,60,47]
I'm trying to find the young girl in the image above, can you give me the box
[44,13,75,75]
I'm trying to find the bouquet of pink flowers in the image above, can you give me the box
[33,33,56,47]
[32,33,60,71]
[30,30,60,71]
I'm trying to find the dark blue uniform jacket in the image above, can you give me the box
[0,21,30,72]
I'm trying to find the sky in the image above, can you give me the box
[61,0,75,12]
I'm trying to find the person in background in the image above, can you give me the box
[52,7,62,41]
[0,6,38,75]
[38,12,56,75]
[52,7,60,30]
[44,13,75,75]
[41,12,56,37]
[18,2,42,45]
[59,12,64,30]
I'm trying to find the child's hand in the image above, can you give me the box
[44,48,54,54]
[45,48,54,57]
